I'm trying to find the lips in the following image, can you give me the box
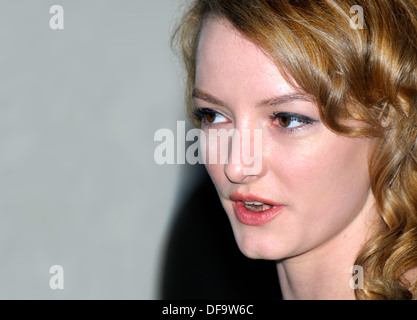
[230,193,284,226]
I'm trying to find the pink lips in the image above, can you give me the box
[230,193,284,226]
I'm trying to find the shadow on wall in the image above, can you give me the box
[159,164,282,299]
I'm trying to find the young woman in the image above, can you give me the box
[172,0,417,299]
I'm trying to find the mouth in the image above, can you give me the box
[230,193,283,226]
[243,201,274,212]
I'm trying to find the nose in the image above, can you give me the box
[224,126,263,184]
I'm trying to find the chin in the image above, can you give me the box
[232,228,288,261]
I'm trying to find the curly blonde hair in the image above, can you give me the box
[172,0,417,299]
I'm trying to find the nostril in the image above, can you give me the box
[224,161,248,184]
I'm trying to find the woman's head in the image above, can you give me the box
[173,0,417,299]
[195,14,376,264]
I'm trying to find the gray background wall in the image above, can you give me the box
[0,0,188,299]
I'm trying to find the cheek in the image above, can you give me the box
[271,135,372,216]
[201,129,235,188]
[202,136,225,184]
[205,163,223,183]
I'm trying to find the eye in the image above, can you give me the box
[270,112,316,130]
[277,115,305,128]
[193,108,230,125]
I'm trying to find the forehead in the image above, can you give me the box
[195,17,293,102]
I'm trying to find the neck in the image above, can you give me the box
[276,239,358,299]
[276,193,379,300]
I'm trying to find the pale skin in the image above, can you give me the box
[194,17,382,299]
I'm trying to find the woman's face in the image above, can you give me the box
[194,17,376,260]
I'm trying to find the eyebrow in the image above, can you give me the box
[192,88,227,107]
[192,88,311,108]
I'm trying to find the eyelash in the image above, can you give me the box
[192,108,229,126]
[193,108,316,133]
[269,112,316,133]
